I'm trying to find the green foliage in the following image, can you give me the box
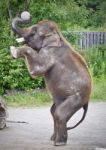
[4,90,51,107]
[29,0,90,30]
[85,0,106,28]
[0,48,45,95]
[91,76,106,101]
[0,53,45,94]
[63,31,79,45]
[80,45,106,77]
[0,20,43,94]
[8,59,43,90]
[0,0,106,29]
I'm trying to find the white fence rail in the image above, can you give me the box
[65,32,106,49]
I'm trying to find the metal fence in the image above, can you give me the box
[66,32,106,49]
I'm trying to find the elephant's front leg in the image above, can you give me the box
[10,45,55,78]
[10,45,38,77]
[10,46,21,58]
[10,45,37,59]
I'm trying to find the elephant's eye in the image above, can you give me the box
[27,32,36,40]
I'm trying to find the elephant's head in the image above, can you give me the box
[12,14,62,51]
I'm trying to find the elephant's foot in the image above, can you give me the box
[54,141,66,146]
[54,134,67,146]
[10,46,18,58]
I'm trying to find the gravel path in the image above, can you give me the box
[0,102,106,150]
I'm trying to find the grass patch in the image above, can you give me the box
[3,77,106,107]
[91,76,106,102]
[4,90,52,107]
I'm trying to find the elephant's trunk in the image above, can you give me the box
[12,17,30,37]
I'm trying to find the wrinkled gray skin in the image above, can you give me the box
[11,17,92,146]
[0,97,7,129]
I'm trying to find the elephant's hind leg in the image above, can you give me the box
[54,94,83,146]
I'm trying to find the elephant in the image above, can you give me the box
[10,15,92,146]
[0,97,7,129]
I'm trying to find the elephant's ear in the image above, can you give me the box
[42,31,61,47]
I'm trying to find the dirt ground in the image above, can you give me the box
[0,102,106,150]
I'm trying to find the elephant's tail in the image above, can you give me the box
[67,103,88,130]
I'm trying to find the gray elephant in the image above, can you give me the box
[0,97,7,129]
[10,14,92,146]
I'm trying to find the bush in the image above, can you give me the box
[63,31,79,45]
[0,51,45,95]
[0,48,45,95]
[91,76,106,101]
[78,45,106,78]
[0,35,45,95]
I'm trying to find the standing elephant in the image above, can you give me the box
[10,13,92,146]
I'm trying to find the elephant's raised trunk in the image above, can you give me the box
[12,17,30,37]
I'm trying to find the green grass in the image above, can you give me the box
[91,76,106,102]
[3,77,106,107]
[4,90,52,107]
